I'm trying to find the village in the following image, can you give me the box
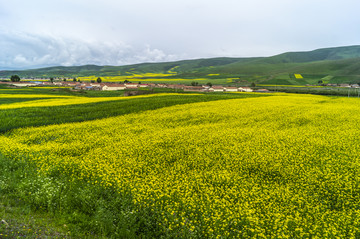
[0,79,261,92]
[2,77,360,94]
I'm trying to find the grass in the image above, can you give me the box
[0,86,126,98]
[0,153,70,238]
[0,97,56,104]
[0,152,167,238]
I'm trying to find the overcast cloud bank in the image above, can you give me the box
[1,0,360,70]
[0,32,181,69]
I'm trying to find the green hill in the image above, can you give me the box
[264,45,360,63]
[1,45,360,85]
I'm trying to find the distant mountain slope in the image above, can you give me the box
[1,45,360,84]
[263,45,360,63]
[204,45,360,75]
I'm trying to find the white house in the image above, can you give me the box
[125,83,139,89]
[102,84,126,91]
[239,87,253,92]
[183,86,205,92]
[139,84,149,88]
[156,84,168,88]
[11,82,37,87]
[339,84,351,88]
[224,87,238,92]
[209,86,224,92]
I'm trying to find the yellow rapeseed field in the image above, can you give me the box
[1,94,360,237]
[0,94,70,99]
[167,66,179,74]
[294,74,303,79]
[78,73,177,82]
[0,93,192,109]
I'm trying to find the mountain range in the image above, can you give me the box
[1,45,360,85]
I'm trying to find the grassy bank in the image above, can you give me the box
[0,152,170,238]
[0,154,70,238]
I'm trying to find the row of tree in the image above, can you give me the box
[62,77,103,83]
[7,75,105,83]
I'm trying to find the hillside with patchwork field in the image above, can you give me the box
[2,45,360,86]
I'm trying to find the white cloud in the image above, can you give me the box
[1,0,360,69]
[0,32,182,69]
[13,54,27,64]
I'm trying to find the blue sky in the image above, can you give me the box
[1,0,360,69]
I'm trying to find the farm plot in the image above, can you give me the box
[1,94,360,238]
